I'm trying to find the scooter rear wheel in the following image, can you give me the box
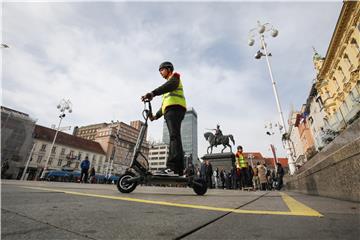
[117,171,137,193]
[192,178,207,196]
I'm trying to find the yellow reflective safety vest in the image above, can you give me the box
[161,74,186,113]
[236,151,248,169]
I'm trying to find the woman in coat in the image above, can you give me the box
[257,162,267,191]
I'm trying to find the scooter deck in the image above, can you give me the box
[145,175,189,184]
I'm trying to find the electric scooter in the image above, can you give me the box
[116,100,207,195]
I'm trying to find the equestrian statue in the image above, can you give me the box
[204,124,235,154]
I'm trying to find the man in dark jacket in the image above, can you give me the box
[142,61,187,176]
[205,160,213,188]
[276,163,285,190]
[184,162,195,177]
[80,156,90,183]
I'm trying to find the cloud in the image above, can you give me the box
[2,1,342,158]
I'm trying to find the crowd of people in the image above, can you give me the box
[186,146,285,191]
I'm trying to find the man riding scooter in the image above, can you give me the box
[141,61,186,176]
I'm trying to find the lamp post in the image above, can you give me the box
[248,21,296,174]
[264,121,280,168]
[40,99,72,179]
[21,143,36,181]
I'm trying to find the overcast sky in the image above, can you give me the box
[2,1,342,158]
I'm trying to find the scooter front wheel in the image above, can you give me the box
[117,171,137,193]
[192,178,207,196]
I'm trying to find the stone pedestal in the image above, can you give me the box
[201,152,235,171]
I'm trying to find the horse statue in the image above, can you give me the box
[204,132,235,154]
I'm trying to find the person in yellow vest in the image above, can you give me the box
[235,145,249,189]
[141,61,186,176]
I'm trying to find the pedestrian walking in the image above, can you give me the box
[252,163,260,190]
[257,162,267,191]
[80,156,90,183]
[248,165,254,190]
[235,146,249,189]
[213,168,219,188]
[231,166,238,189]
[275,163,285,190]
[184,162,195,177]
[205,160,213,188]
[220,168,225,189]
[89,167,96,184]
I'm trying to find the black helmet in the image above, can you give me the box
[159,61,174,72]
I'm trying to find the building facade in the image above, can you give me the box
[74,120,149,175]
[1,106,36,179]
[287,110,306,166]
[148,143,169,171]
[315,1,360,132]
[26,125,106,180]
[295,105,316,162]
[305,82,327,151]
[162,107,198,165]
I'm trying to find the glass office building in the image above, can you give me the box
[162,108,198,166]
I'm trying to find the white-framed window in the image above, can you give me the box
[325,91,331,99]
[61,148,66,155]
[37,155,43,163]
[51,146,56,154]
[342,101,349,113]
[57,159,62,166]
[337,66,346,82]
[49,157,53,165]
[333,77,340,90]
[343,53,352,70]
[40,144,47,151]
[351,38,360,54]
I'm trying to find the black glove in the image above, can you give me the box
[149,113,156,121]
[141,92,154,102]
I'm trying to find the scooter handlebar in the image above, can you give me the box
[142,100,153,121]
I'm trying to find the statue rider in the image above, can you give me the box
[213,124,223,145]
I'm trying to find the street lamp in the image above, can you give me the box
[264,121,281,169]
[248,21,296,174]
[40,99,72,179]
